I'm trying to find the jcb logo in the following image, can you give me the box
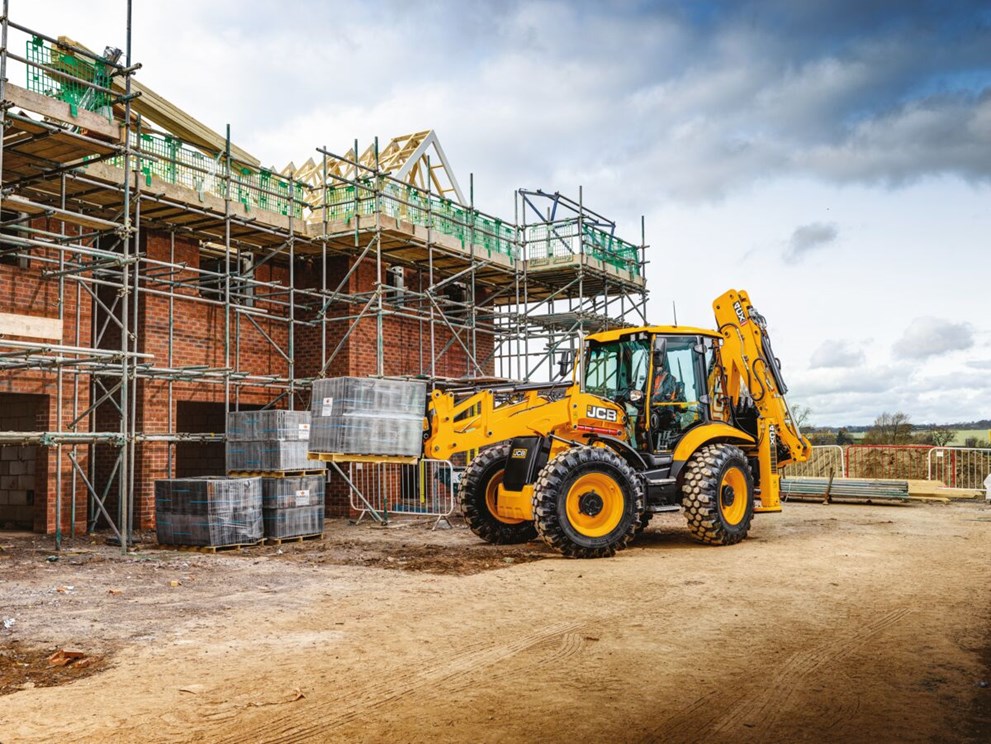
[511,448,528,459]
[586,406,618,422]
[733,301,749,326]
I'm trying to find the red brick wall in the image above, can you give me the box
[126,232,294,528]
[0,220,93,535]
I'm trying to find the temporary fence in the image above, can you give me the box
[780,445,845,478]
[844,445,933,481]
[345,459,460,528]
[927,447,991,494]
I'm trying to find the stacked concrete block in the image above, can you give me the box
[0,445,36,525]
[154,476,262,547]
[261,474,325,539]
[226,410,312,472]
[309,378,426,457]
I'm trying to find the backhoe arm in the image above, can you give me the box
[712,290,811,509]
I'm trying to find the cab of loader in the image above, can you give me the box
[581,327,720,454]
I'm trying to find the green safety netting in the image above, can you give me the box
[323,182,519,260]
[106,131,303,218]
[525,220,639,274]
[26,36,113,120]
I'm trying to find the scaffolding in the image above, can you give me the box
[0,1,648,549]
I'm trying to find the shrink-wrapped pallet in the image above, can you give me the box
[226,410,315,472]
[154,476,262,547]
[226,410,311,442]
[261,474,325,539]
[309,378,426,457]
[225,440,311,472]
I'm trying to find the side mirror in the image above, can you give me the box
[556,349,574,379]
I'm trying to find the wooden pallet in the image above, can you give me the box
[307,452,419,465]
[227,469,326,478]
[158,539,263,554]
[264,532,325,546]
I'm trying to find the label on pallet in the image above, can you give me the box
[321,397,334,416]
[298,423,311,439]
[295,489,311,506]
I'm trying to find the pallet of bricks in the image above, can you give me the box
[154,476,263,551]
[307,377,426,521]
[227,410,326,544]
[308,377,426,459]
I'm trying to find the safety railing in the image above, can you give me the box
[105,130,305,218]
[927,447,991,494]
[523,218,640,274]
[322,180,519,260]
[346,458,460,528]
[780,445,845,478]
[26,35,113,119]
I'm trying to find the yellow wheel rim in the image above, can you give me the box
[719,467,748,526]
[564,472,625,538]
[486,471,524,525]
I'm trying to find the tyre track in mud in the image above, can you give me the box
[647,606,913,743]
[211,620,588,744]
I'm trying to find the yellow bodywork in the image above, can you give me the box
[424,385,628,459]
[424,385,630,523]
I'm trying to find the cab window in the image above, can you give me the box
[584,338,650,402]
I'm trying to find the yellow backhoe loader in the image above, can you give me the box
[424,289,812,558]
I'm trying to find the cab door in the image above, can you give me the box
[648,335,709,451]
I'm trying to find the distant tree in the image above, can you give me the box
[806,430,835,445]
[792,404,812,429]
[917,426,955,447]
[835,428,853,445]
[863,411,915,445]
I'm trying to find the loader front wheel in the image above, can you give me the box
[460,444,537,545]
[681,444,754,545]
[533,446,644,558]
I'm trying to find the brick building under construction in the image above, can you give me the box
[0,6,648,541]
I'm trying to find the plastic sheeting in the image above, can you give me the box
[226,410,315,471]
[309,378,426,457]
[155,476,262,547]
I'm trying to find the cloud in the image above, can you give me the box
[783,222,838,262]
[791,365,902,396]
[892,317,974,359]
[809,339,864,368]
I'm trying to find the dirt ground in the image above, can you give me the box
[1,500,989,743]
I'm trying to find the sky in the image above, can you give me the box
[13,0,991,427]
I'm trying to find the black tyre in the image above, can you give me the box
[681,444,754,545]
[459,444,537,544]
[532,446,644,559]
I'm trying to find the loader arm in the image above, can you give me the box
[712,289,812,511]
[423,384,628,460]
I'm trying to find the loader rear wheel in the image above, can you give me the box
[681,444,754,545]
[460,444,537,545]
[533,446,644,559]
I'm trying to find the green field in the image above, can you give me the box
[949,429,991,446]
